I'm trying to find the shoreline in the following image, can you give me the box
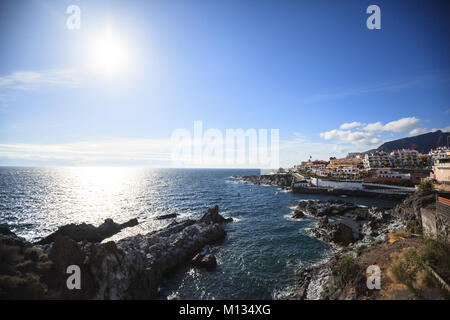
[240,174,412,200]
[287,190,450,300]
[291,186,408,200]
[1,172,448,300]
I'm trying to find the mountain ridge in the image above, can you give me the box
[364,130,450,154]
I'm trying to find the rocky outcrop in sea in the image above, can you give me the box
[0,205,231,299]
[241,174,294,187]
[36,217,139,245]
[292,199,403,247]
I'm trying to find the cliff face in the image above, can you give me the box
[375,130,449,154]
[394,191,436,223]
[288,236,428,300]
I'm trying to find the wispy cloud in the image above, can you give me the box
[408,127,429,136]
[363,117,420,132]
[0,139,172,166]
[339,121,363,130]
[319,116,426,147]
[407,125,450,137]
[431,126,450,133]
[319,129,382,146]
[279,134,349,166]
[303,77,427,103]
[0,135,356,168]
[0,69,79,100]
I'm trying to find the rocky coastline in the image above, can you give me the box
[241,174,294,188]
[287,190,448,300]
[0,205,231,299]
[1,186,446,300]
[291,199,402,247]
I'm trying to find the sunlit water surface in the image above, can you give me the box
[0,167,400,299]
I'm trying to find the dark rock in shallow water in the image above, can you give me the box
[295,200,358,217]
[242,174,294,187]
[317,216,329,228]
[154,213,178,220]
[199,205,233,223]
[36,217,139,245]
[191,253,217,269]
[292,208,305,219]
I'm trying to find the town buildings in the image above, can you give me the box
[428,147,450,162]
[432,158,450,184]
[363,149,421,169]
[327,157,362,170]
[363,151,393,169]
[375,168,411,179]
[292,147,448,183]
[390,149,420,167]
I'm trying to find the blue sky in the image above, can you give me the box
[0,0,449,167]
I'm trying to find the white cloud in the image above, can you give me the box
[278,135,349,166]
[0,139,172,165]
[431,126,450,132]
[363,121,385,132]
[408,128,429,136]
[363,117,419,132]
[339,121,363,130]
[320,129,382,146]
[303,77,425,103]
[0,69,79,93]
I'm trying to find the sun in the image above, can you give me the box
[90,29,128,75]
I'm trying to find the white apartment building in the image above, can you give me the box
[342,167,359,175]
[376,168,410,179]
[298,160,328,171]
[363,151,393,169]
[390,149,420,167]
[312,169,331,177]
[428,147,450,161]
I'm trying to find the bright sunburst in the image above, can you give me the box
[90,27,128,75]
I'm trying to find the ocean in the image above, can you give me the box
[0,167,401,299]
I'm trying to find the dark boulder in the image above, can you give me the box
[317,216,329,228]
[0,227,29,247]
[199,205,233,224]
[292,208,305,219]
[191,253,217,269]
[296,200,358,217]
[154,213,178,220]
[330,223,355,246]
[394,191,436,223]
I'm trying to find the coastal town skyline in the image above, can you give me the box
[1,0,450,167]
